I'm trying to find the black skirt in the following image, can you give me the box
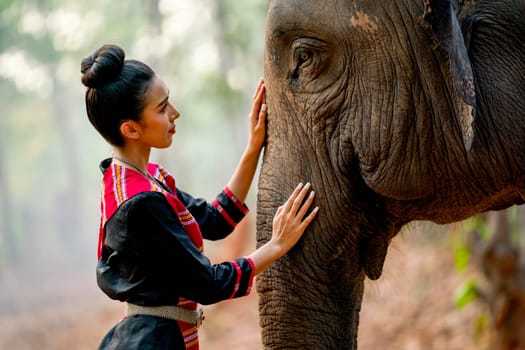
[99,315,185,350]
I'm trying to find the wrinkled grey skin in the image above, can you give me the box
[256,0,525,348]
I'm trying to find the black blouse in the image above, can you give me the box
[96,187,254,307]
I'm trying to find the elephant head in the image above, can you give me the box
[256,0,525,348]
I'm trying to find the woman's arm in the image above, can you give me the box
[226,79,266,203]
[176,187,248,241]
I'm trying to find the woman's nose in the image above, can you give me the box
[169,104,180,120]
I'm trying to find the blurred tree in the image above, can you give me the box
[469,208,525,349]
[454,207,525,349]
[0,98,16,264]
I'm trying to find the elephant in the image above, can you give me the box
[255,0,525,348]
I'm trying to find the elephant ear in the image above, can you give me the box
[423,0,476,150]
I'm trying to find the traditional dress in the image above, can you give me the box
[96,158,255,350]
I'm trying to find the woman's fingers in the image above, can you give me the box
[251,81,265,109]
[298,206,319,232]
[271,183,319,253]
[260,103,267,116]
[283,183,304,212]
[250,85,266,128]
[252,78,264,100]
[256,103,267,128]
[296,189,316,220]
[281,182,318,224]
[289,182,312,214]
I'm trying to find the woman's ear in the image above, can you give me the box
[120,120,142,140]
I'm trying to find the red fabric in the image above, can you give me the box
[98,162,203,259]
[223,186,249,215]
[177,321,200,350]
[227,260,242,299]
[98,161,203,349]
[245,257,255,295]
[212,199,237,228]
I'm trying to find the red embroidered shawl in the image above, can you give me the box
[98,161,203,259]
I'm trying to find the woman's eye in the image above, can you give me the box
[161,104,168,112]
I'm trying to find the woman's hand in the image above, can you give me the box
[270,183,319,257]
[248,183,319,275]
[247,78,267,152]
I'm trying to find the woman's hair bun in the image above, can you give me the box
[81,44,125,88]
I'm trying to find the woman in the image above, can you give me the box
[81,44,318,349]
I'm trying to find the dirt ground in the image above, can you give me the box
[0,222,491,350]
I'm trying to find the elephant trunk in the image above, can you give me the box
[256,140,367,348]
[256,261,364,349]
[256,197,365,348]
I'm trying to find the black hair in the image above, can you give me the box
[80,44,155,146]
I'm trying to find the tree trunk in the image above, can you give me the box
[51,76,84,248]
[0,135,17,265]
[0,85,18,266]
[469,207,525,349]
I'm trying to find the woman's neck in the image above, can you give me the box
[113,146,150,174]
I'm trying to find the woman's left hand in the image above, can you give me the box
[248,78,267,151]
[225,79,267,203]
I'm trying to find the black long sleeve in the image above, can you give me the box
[97,191,254,306]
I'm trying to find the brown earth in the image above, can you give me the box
[0,222,491,350]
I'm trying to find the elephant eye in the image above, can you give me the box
[295,49,312,67]
[289,38,328,83]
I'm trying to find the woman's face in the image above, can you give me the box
[137,75,180,149]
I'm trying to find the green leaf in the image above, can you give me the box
[474,314,488,340]
[454,280,477,309]
[462,216,490,240]
[453,241,471,272]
